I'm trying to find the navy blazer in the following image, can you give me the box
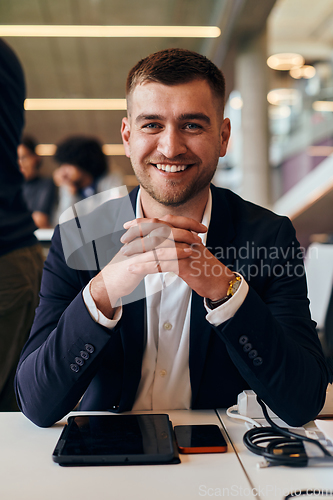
[15,185,329,427]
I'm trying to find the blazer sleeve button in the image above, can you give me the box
[239,335,249,345]
[248,349,258,359]
[70,363,79,373]
[80,350,89,360]
[75,357,84,366]
[243,343,252,353]
[253,357,263,366]
[85,343,95,354]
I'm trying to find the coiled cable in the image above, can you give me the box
[243,397,331,467]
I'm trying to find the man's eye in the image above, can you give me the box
[143,123,161,130]
[185,123,202,130]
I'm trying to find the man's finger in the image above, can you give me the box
[121,221,172,244]
[160,214,207,234]
[123,216,207,235]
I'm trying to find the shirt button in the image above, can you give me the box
[163,322,172,331]
[160,369,167,377]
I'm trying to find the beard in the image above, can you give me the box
[132,152,219,207]
[137,169,215,207]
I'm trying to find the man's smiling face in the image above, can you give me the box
[121,78,230,207]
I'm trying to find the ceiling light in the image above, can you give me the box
[312,101,333,112]
[290,65,316,79]
[269,105,291,119]
[267,53,304,71]
[0,25,220,38]
[35,144,126,156]
[35,144,56,156]
[267,89,300,106]
[102,144,125,156]
[24,98,127,110]
[230,97,243,110]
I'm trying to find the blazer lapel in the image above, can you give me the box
[189,185,236,404]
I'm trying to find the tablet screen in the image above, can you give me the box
[53,414,179,465]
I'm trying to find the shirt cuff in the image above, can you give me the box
[204,273,249,326]
[82,279,122,329]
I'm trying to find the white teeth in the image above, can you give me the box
[155,164,189,172]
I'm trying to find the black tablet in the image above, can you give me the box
[52,414,180,466]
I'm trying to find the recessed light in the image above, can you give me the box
[102,144,125,156]
[0,25,221,38]
[230,97,243,110]
[312,101,333,112]
[290,65,316,79]
[35,144,57,156]
[35,143,126,156]
[267,89,300,106]
[24,98,127,110]
[269,105,291,119]
[267,53,304,71]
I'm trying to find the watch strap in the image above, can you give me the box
[206,275,242,310]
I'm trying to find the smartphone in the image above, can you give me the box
[174,424,228,454]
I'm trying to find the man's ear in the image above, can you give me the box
[121,117,131,158]
[219,118,231,158]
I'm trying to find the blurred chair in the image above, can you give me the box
[304,243,333,332]
[305,242,333,382]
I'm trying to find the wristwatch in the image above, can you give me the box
[206,275,242,310]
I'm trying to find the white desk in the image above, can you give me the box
[0,410,254,500]
[217,410,333,500]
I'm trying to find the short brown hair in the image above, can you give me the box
[126,48,225,108]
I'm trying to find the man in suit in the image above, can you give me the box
[15,48,329,428]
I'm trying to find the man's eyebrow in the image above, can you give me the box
[178,113,211,124]
[135,112,211,124]
[135,113,165,123]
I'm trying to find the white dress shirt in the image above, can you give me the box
[83,188,249,409]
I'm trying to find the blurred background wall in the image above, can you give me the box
[1,0,333,246]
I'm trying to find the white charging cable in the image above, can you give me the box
[226,404,263,428]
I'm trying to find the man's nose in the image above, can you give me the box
[156,128,187,158]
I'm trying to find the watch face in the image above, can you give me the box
[230,276,241,295]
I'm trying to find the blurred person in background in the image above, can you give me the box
[0,39,44,410]
[18,136,57,228]
[52,136,122,223]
